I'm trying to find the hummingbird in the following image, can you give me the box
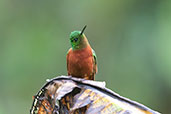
[67,26,97,80]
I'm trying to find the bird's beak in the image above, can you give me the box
[80,25,87,36]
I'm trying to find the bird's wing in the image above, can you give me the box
[92,49,97,74]
[67,48,72,75]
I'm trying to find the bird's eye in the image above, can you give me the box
[74,38,78,42]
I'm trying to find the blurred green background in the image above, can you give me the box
[0,0,171,113]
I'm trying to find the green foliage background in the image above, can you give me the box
[0,0,171,113]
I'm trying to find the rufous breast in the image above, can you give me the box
[67,46,94,79]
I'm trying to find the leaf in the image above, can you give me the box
[30,76,160,114]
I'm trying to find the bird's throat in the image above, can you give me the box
[72,35,89,50]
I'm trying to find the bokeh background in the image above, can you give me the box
[0,0,171,113]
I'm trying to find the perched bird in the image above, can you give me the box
[67,26,97,80]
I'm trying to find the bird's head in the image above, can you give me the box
[69,26,88,50]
